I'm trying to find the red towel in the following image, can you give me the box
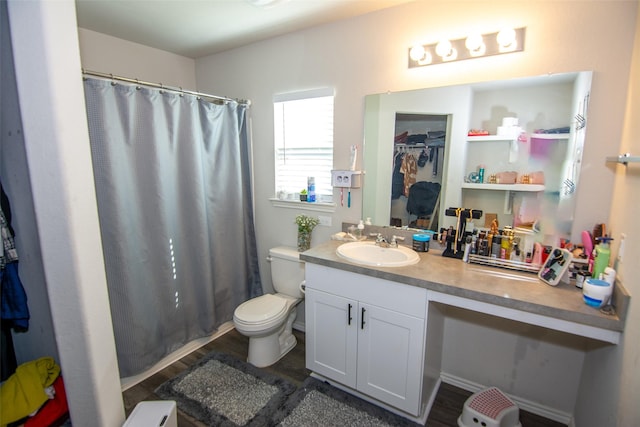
[25,376,69,427]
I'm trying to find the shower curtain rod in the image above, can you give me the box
[82,69,250,106]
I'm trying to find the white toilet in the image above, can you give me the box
[233,246,305,368]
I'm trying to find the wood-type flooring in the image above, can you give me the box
[122,328,566,426]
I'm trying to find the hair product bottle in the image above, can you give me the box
[592,236,613,279]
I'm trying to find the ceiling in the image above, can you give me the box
[75,0,414,59]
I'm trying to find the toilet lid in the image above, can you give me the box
[235,294,287,324]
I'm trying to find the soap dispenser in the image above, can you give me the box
[356,220,365,239]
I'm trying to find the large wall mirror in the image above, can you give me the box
[362,71,592,242]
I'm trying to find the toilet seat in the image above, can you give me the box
[234,294,288,330]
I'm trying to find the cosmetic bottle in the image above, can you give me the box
[532,242,543,265]
[463,236,472,262]
[307,177,316,202]
[492,236,501,258]
[592,236,613,279]
[478,165,485,183]
[356,220,365,239]
[501,234,511,260]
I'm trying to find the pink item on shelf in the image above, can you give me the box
[532,242,543,266]
[529,171,545,184]
[495,171,517,184]
[530,134,559,157]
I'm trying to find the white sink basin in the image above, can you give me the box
[336,241,420,267]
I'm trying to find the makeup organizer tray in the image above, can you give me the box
[467,254,542,274]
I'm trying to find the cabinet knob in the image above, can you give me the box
[348,303,353,325]
[361,307,366,329]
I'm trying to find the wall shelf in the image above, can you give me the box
[606,153,640,165]
[462,183,545,215]
[529,133,570,140]
[467,135,514,142]
[467,133,570,142]
[461,183,545,192]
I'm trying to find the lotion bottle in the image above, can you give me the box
[356,220,365,239]
[592,236,613,279]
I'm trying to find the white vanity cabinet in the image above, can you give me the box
[305,263,428,416]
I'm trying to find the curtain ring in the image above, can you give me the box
[136,78,141,90]
[110,73,116,86]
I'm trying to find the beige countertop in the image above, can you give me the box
[300,240,629,333]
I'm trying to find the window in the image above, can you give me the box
[274,88,334,200]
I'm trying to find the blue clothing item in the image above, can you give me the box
[1,262,29,331]
[392,152,405,200]
[406,181,441,217]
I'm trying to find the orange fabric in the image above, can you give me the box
[399,153,417,197]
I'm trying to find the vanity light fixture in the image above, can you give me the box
[408,27,525,68]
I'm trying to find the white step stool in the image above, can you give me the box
[458,387,521,427]
[123,401,177,427]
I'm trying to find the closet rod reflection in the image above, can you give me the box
[82,69,250,106]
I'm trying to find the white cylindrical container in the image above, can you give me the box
[583,278,613,308]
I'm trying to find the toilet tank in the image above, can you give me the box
[269,246,305,298]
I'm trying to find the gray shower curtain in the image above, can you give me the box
[83,77,262,377]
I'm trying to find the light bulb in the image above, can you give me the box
[418,51,433,65]
[435,39,452,58]
[465,33,485,56]
[409,45,426,61]
[497,27,517,50]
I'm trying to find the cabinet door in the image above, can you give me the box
[305,288,358,388]
[356,303,425,416]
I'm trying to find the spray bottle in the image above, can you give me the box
[592,236,614,279]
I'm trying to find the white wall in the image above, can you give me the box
[441,307,588,421]
[7,1,124,426]
[5,0,636,425]
[573,5,640,426]
[0,0,58,367]
[78,28,196,89]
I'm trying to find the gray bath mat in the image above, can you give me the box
[155,352,296,426]
[272,376,422,426]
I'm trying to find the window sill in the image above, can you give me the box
[269,198,337,213]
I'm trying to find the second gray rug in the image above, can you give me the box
[272,376,422,427]
[155,351,295,426]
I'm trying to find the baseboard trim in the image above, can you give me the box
[440,372,573,425]
[292,320,306,332]
[120,321,235,391]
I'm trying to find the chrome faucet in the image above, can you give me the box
[371,233,404,248]
[389,235,405,247]
[373,233,389,247]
